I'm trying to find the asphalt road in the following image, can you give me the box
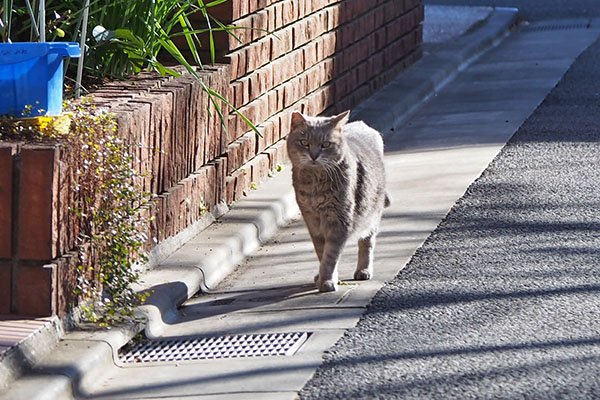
[425,0,600,21]
[299,7,600,400]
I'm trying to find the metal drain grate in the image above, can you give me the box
[120,332,309,363]
[522,23,590,32]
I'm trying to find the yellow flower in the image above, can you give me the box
[18,113,72,136]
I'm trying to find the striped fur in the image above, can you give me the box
[287,111,389,292]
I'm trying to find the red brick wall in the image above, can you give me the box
[0,0,423,317]
[218,0,423,202]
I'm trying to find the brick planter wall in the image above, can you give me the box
[0,0,423,317]
[0,66,234,316]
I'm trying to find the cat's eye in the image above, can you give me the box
[321,141,331,148]
[300,139,309,147]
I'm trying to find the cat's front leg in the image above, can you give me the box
[315,238,346,292]
[354,233,375,280]
[303,213,325,262]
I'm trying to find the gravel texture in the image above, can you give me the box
[299,24,600,400]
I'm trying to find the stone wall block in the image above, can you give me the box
[161,80,193,184]
[0,145,14,259]
[214,157,227,204]
[52,252,78,317]
[202,163,217,211]
[128,92,168,194]
[16,262,53,316]
[148,88,174,193]
[233,165,251,201]
[215,64,232,155]
[56,147,76,257]
[0,259,11,314]
[114,102,153,195]
[18,145,60,261]
[226,141,241,175]
[249,154,271,185]
[225,175,236,204]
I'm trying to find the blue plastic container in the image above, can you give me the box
[0,42,81,117]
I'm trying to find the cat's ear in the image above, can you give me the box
[332,110,350,129]
[291,111,307,131]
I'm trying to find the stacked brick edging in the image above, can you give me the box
[0,66,237,316]
[0,0,422,317]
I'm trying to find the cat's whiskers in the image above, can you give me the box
[325,161,344,184]
[323,164,336,183]
[323,164,336,182]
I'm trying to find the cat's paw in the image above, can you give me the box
[318,279,338,292]
[354,269,372,280]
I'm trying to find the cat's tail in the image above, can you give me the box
[384,190,391,208]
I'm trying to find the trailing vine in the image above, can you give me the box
[69,100,152,325]
[0,100,152,326]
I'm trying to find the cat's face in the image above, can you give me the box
[287,111,350,169]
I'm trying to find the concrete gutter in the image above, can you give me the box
[0,6,519,399]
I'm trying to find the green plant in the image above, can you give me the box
[68,100,152,325]
[8,1,234,77]
[199,196,207,215]
[6,0,261,136]
[0,0,12,42]
[0,100,153,325]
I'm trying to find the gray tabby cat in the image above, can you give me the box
[287,111,390,292]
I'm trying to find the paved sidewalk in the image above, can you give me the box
[300,17,600,400]
[0,5,541,400]
[86,12,600,398]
